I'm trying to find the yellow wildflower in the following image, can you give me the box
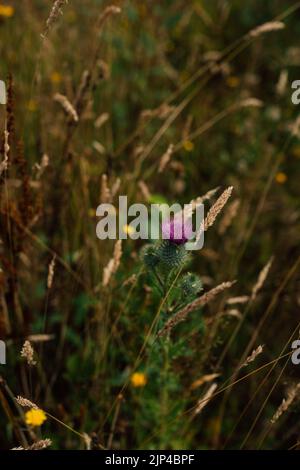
[131,372,147,388]
[0,5,14,17]
[182,140,194,152]
[27,100,37,112]
[50,72,62,84]
[25,409,47,427]
[275,172,287,184]
[226,76,240,88]
[122,224,135,236]
[291,145,300,159]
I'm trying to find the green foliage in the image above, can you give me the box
[136,237,204,447]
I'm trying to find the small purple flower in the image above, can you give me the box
[162,216,193,245]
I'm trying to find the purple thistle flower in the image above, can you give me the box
[161,215,193,245]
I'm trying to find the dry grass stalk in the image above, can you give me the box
[182,187,220,220]
[98,60,110,80]
[27,334,55,343]
[158,281,235,337]
[158,144,174,173]
[218,199,240,234]
[182,115,193,141]
[190,187,220,208]
[291,115,300,137]
[226,308,242,319]
[54,93,78,122]
[94,112,109,129]
[276,70,288,96]
[190,373,220,390]
[20,340,36,366]
[242,345,264,367]
[134,145,145,158]
[141,103,175,121]
[102,262,115,288]
[0,129,9,175]
[111,178,121,198]
[83,433,92,450]
[138,180,151,201]
[102,240,122,287]
[47,255,56,289]
[100,174,111,203]
[43,0,68,38]
[12,439,52,451]
[226,295,249,305]
[204,186,233,230]
[193,186,234,241]
[15,396,38,409]
[112,240,122,269]
[248,21,285,38]
[122,274,137,287]
[75,70,91,112]
[271,383,300,424]
[194,383,218,415]
[35,153,49,179]
[97,5,121,30]
[93,141,106,155]
[182,100,262,150]
[251,256,273,300]
[238,98,263,108]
